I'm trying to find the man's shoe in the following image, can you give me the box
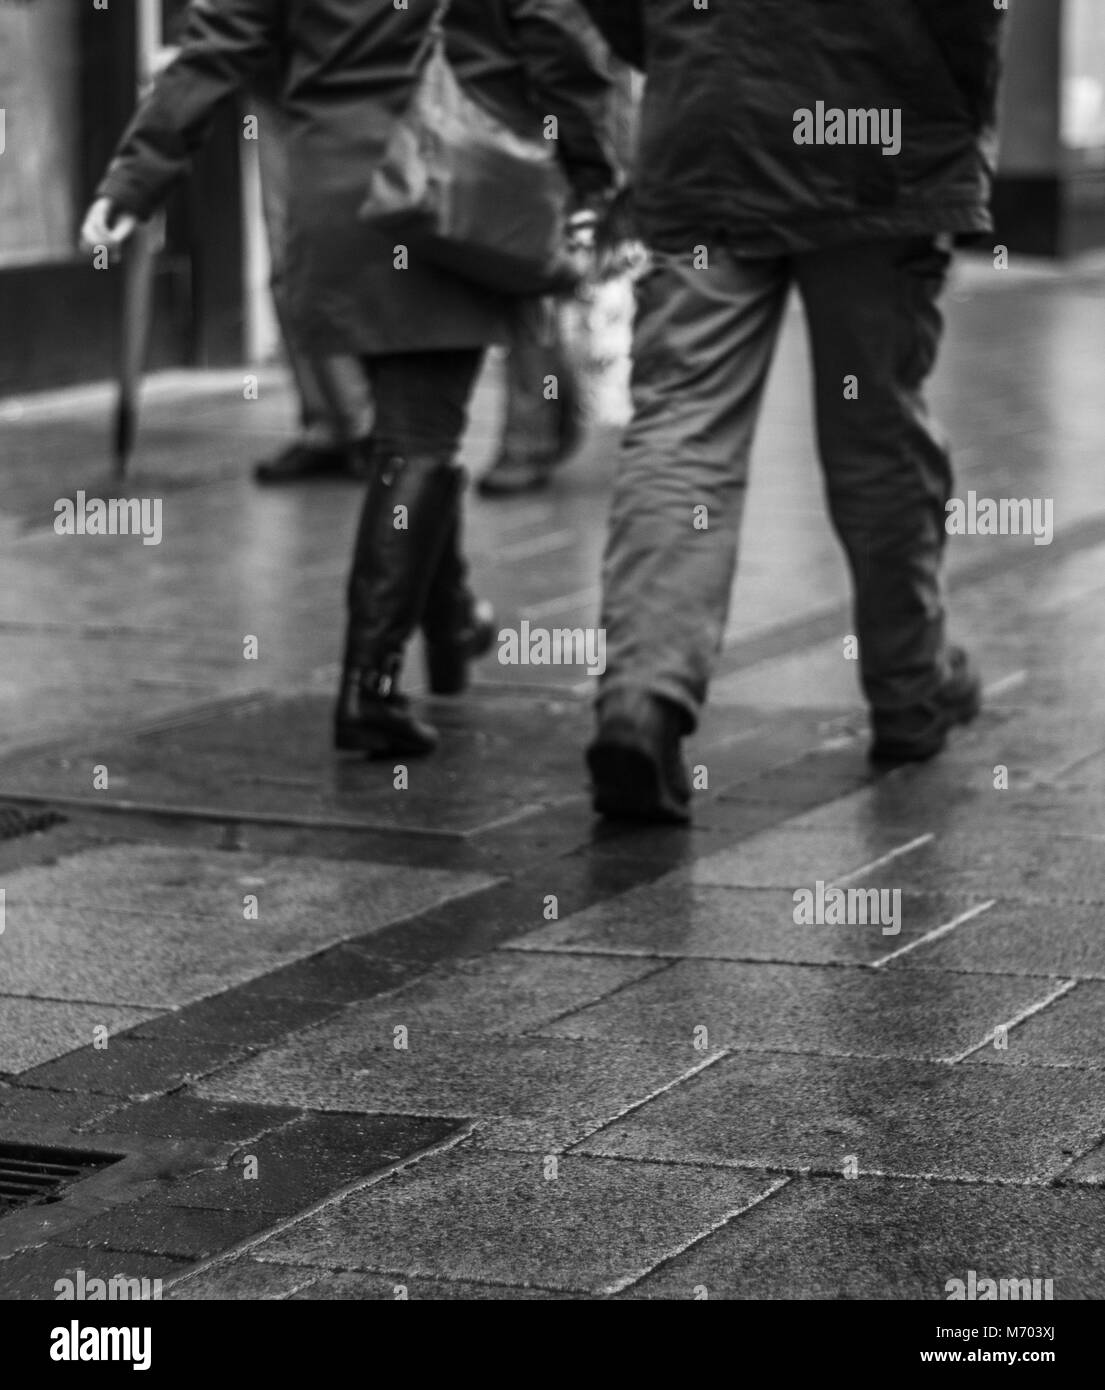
[424,600,496,695]
[869,646,983,764]
[475,455,555,498]
[587,690,692,824]
[254,441,365,485]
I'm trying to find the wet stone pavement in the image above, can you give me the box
[1,257,1105,1299]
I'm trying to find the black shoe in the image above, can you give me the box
[254,441,367,485]
[424,600,496,695]
[475,455,555,498]
[587,690,692,824]
[869,646,983,764]
[334,663,438,758]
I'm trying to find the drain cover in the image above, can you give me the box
[0,1142,119,1214]
[0,803,65,842]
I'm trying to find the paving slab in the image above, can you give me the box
[15,1036,249,1096]
[536,960,1055,1062]
[328,951,663,1038]
[152,1113,464,1216]
[0,1081,125,1133]
[82,1093,301,1144]
[59,1200,272,1261]
[286,1271,571,1300]
[0,689,591,835]
[857,832,1105,904]
[890,898,1105,979]
[166,1256,315,1301]
[505,882,975,966]
[685,826,936,889]
[574,1051,1105,1182]
[248,1146,782,1294]
[966,980,1105,1069]
[1058,1144,1105,1185]
[0,997,159,1075]
[624,1177,1105,1300]
[0,1244,188,1302]
[0,843,489,1008]
[197,1027,723,1125]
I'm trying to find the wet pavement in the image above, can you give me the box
[1,254,1105,1299]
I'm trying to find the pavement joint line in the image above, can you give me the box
[157,1119,480,1296]
[982,670,1027,699]
[561,1150,1068,1189]
[520,958,679,1037]
[251,1258,596,1299]
[599,1175,793,1297]
[564,1049,733,1156]
[871,899,997,969]
[492,529,579,562]
[0,792,470,839]
[519,587,600,621]
[829,833,935,887]
[940,978,1079,1064]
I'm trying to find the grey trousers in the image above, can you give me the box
[254,94,372,449]
[598,237,955,731]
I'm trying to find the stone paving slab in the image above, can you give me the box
[890,899,1105,979]
[197,1028,723,1126]
[966,980,1104,1069]
[685,826,933,888]
[0,1244,189,1302]
[1059,1144,1105,1185]
[622,1177,1105,1300]
[166,1255,315,1301]
[287,1271,570,1300]
[574,1051,1105,1182]
[692,822,1105,904]
[150,1113,464,1217]
[247,1146,783,1294]
[504,882,975,967]
[536,960,1056,1062]
[0,690,592,835]
[324,952,663,1038]
[0,997,159,1074]
[858,833,1105,904]
[0,843,489,1009]
[14,1035,250,1097]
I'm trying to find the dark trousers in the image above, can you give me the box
[599,237,955,731]
[345,350,484,662]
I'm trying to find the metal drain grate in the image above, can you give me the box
[0,803,66,842]
[0,1142,119,1214]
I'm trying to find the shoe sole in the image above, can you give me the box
[334,724,437,758]
[587,740,690,825]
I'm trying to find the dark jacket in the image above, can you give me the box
[580,0,1005,255]
[99,0,616,354]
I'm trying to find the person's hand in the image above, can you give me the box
[79,198,138,258]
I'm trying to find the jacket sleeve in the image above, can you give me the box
[97,0,279,218]
[914,0,1005,129]
[506,0,620,201]
[576,0,644,71]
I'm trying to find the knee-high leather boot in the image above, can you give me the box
[420,517,496,695]
[335,452,463,756]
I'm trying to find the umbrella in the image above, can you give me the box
[111,0,166,480]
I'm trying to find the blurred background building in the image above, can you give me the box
[1,0,1103,400]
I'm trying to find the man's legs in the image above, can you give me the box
[589,248,790,818]
[795,236,980,756]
